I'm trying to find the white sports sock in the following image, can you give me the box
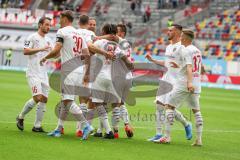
[76,103,88,131]
[156,103,165,135]
[112,107,120,131]
[97,117,103,133]
[120,105,129,125]
[194,111,203,142]
[97,105,111,134]
[34,102,46,128]
[174,109,188,127]
[86,109,95,124]
[69,102,88,126]
[56,102,69,130]
[165,109,174,139]
[19,98,36,119]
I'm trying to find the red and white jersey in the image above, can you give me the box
[118,37,133,62]
[77,28,96,44]
[93,39,117,80]
[176,44,202,93]
[24,32,53,79]
[162,41,182,83]
[56,26,88,64]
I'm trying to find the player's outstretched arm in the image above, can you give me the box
[24,46,51,55]
[145,53,165,66]
[88,44,116,60]
[40,42,62,65]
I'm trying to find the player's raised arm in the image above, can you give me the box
[145,53,165,66]
[24,46,51,55]
[40,42,62,65]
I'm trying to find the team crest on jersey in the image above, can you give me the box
[173,47,176,52]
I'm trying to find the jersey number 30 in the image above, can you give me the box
[73,36,83,55]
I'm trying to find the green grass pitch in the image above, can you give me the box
[0,70,240,160]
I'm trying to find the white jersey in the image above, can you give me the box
[116,37,133,79]
[93,39,117,80]
[175,44,202,93]
[118,37,133,62]
[24,32,53,79]
[56,26,88,64]
[77,28,96,44]
[162,42,182,83]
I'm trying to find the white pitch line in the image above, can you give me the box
[1,120,240,133]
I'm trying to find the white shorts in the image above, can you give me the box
[167,88,200,110]
[27,76,49,97]
[155,75,175,104]
[62,70,91,101]
[91,76,121,103]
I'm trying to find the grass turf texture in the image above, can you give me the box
[0,70,240,160]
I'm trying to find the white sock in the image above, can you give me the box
[174,109,188,127]
[19,98,36,119]
[86,109,95,125]
[76,103,88,131]
[156,103,165,135]
[165,109,174,139]
[97,105,111,134]
[56,102,69,130]
[97,117,103,133]
[120,105,129,125]
[34,102,46,128]
[194,111,203,142]
[112,107,120,131]
[69,102,88,127]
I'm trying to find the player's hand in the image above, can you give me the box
[169,61,180,68]
[42,46,51,52]
[145,54,153,61]
[40,58,46,66]
[187,82,195,93]
[83,75,89,86]
[106,51,116,61]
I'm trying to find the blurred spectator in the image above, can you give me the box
[130,0,136,12]
[145,5,151,21]
[185,0,191,5]
[48,0,54,10]
[127,22,132,35]
[136,0,141,9]
[5,48,12,66]
[95,3,101,16]
[158,0,163,9]
[172,0,178,8]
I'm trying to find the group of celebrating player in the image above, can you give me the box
[16,10,203,146]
